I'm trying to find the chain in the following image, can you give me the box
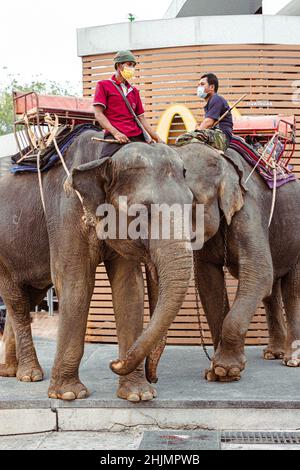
[193,252,212,361]
[222,223,228,318]
[194,219,229,362]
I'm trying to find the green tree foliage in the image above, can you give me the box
[0,73,78,136]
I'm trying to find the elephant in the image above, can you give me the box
[0,131,193,401]
[145,142,300,384]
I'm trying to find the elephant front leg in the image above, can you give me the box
[194,254,233,382]
[263,279,286,360]
[208,255,273,382]
[195,253,230,350]
[105,257,157,402]
[48,263,97,401]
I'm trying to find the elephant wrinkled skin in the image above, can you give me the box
[146,143,300,383]
[0,133,193,401]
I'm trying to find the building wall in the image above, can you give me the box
[83,43,300,345]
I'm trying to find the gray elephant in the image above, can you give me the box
[0,132,193,401]
[145,142,300,383]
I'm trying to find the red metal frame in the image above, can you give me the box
[233,115,296,170]
[13,91,96,158]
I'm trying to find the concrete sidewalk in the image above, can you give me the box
[0,339,300,437]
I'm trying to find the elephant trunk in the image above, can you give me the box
[144,265,165,384]
[110,239,192,376]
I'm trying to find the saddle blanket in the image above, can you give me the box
[11,123,100,174]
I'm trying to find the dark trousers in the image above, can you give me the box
[100,132,146,159]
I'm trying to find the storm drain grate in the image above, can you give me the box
[221,432,300,445]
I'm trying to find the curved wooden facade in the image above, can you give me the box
[82,43,300,345]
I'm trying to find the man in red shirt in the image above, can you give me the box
[93,50,162,158]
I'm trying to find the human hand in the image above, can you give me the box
[113,131,130,144]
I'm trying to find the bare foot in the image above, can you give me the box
[204,347,246,382]
[48,378,89,401]
[263,345,285,360]
[117,367,157,402]
[0,363,18,377]
[282,343,300,367]
[17,363,44,382]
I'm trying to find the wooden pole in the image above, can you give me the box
[212,94,247,128]
[92,137,122,144]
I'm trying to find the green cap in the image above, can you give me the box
[113,50,137,69]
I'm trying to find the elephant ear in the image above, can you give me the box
[218,161,245,226]
[64,157,112,214]
[221,149,248,193]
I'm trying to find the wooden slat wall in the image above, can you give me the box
[83,44,300,345]
[86,266,268,345]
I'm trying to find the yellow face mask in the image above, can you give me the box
[121,66,135,81]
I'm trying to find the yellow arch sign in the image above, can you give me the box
[156,104,197,142]
[156,103,241,142]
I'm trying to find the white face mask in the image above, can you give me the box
[197,86,208,99]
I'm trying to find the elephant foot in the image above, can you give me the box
[204,348,246,382]
[117,367,157,403]
[17,362,44,382]
[204,367,241,382]
[282,352,300,367]
[263,345,285,360]
[48,378,89,401]
[0,363,18,377]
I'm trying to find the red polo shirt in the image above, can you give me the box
[93,75,145,137]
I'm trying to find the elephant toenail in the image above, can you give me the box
[228,367,240,377]
[287,359,299,367]
[264,352,274,359]
[78,390,88,399]
[141,391,154,401]
[215,367,227,377]
[62,391,76,401]
[21,375,31,382]
[127,393,140,402]
[32,375,43,382]
[110,360,125,371]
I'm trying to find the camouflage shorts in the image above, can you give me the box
[176,128,229,151]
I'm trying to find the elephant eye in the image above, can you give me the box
[183,168,187,178]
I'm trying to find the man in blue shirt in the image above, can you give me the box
[195,73,233,151]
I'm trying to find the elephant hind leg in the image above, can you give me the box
[281,263,300,367]
[263,279,286,360]
[0,280,43,382]
[195,252,230,351]
[0,314,18,377]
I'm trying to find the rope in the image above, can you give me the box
[37,150,46,213]
[245,132,279,185]
[35,113,84,214]
[268,165,277,227]
[53,136,84,205]
[222,223,228,320]
[242,131,278,228]
[193,253,212,362]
